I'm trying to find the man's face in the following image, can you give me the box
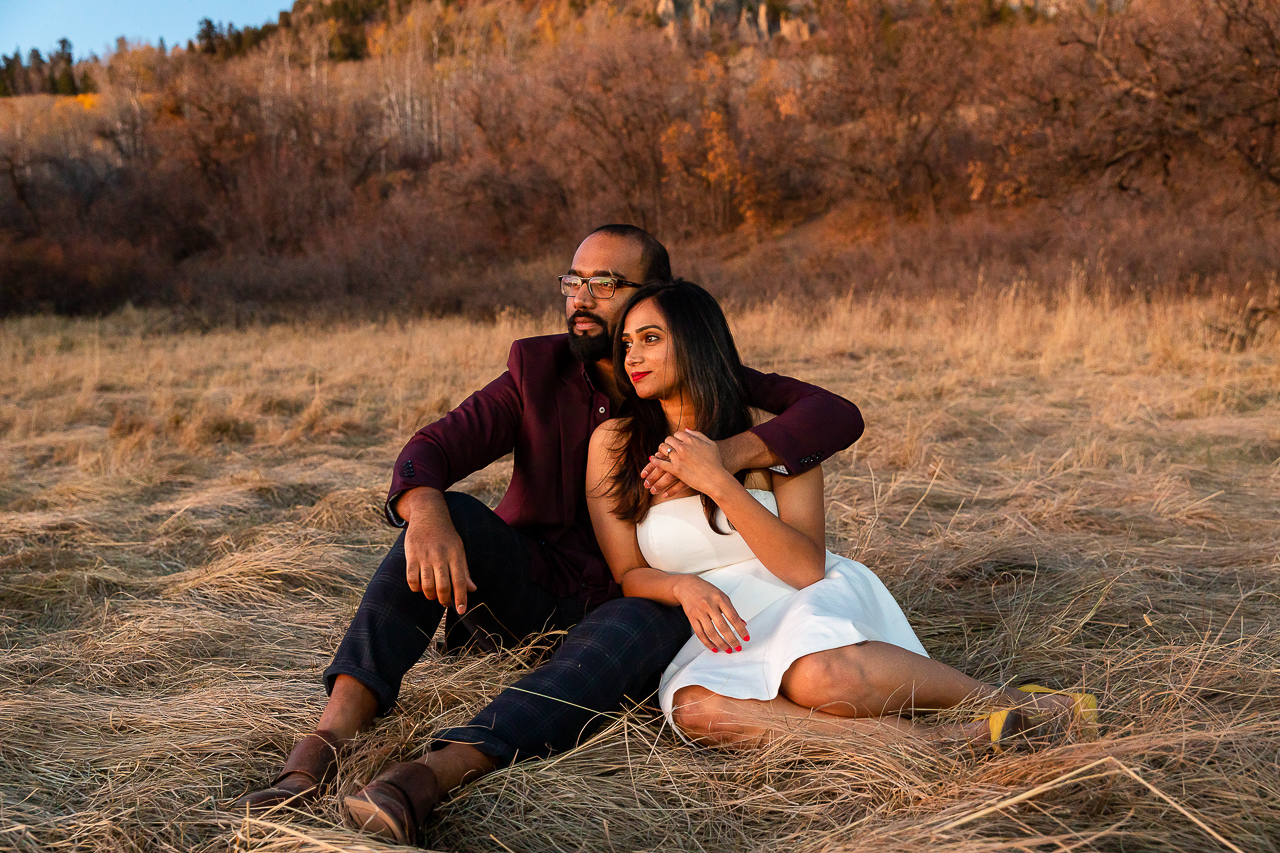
[564,233,646,363]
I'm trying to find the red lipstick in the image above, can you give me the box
[629,371,651,383]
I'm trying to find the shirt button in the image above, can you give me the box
[598,407,606,414]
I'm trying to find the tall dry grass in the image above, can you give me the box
[1,283,1278,852]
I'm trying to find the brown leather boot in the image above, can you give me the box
[344,761,443,845]
[231,729,342,811]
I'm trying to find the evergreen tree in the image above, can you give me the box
[51,38,76,95]
[54,65,77,95]
[27,48,46,92]
[0,52,19,97]
[196,18,224,55]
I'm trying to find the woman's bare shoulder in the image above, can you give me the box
[590,418,628,455]
[587,419,630,497]
[593,417,628,439]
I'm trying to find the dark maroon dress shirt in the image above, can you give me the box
[386,334,864,608]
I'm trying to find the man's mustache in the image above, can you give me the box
[568,310,608,332]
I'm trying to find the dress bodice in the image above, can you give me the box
[636,489,779,575]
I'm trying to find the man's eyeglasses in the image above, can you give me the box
[559,275,641,300]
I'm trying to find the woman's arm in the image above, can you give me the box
[587,422,750,652]
[647,429,827,589]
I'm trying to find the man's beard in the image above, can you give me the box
[566,310,613,363]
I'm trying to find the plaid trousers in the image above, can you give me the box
[432,595,692,765]
[323,491,691,766]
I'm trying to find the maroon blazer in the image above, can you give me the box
[387,334,864,607]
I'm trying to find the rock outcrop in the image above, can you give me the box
[660,0,814,42]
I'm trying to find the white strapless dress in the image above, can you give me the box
[637,489,929,727]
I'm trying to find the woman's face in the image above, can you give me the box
[621,298,679,399]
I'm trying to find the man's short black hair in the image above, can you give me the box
[587,224,672,283]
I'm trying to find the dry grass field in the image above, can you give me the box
[1,279,1278,853]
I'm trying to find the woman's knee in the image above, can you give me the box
[671,686,741,745]
[781,646,871,709]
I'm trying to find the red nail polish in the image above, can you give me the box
[735,646,742,652]
[711,648,718,653]
[743,635,750,641]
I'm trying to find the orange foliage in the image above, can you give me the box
[2,0,1280,317]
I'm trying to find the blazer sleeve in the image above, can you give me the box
[742,367,864,475]
[384,344,526,525]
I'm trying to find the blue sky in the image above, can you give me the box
[0,0,291,60]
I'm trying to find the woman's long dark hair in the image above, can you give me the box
[608,279,753,532]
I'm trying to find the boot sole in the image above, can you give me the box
[230,784,318,813]
[344,793,412,845]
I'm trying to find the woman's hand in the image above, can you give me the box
[646,429,736,499]
[672,574,750,653]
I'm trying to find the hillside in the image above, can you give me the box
[3,0,1280,318]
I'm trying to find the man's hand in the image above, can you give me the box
[397,487,477,613]
[640,455,696,499]
[640,429,773,497]
[672,574,749,653]
[645,429,737,499]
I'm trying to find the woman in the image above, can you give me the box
[585,280,1096,750]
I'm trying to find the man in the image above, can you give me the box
[233,224,864,844]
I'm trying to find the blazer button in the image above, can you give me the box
[401,461,416,478]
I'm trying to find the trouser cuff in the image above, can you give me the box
[429,726,520,768]
[322,663,399,717]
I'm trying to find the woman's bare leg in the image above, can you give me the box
[670,642,1077,748]
[779,642,1070,718]
[671,685,989,749]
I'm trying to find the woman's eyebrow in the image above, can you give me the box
[631,324,662,333]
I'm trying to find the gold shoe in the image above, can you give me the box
[1018,684,1099,739]
[986,707,1031,752]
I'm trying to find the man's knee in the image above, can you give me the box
[442,491,491,538]
[566,597,690,658]
[441,492,513,567]
[439,491,531,589]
